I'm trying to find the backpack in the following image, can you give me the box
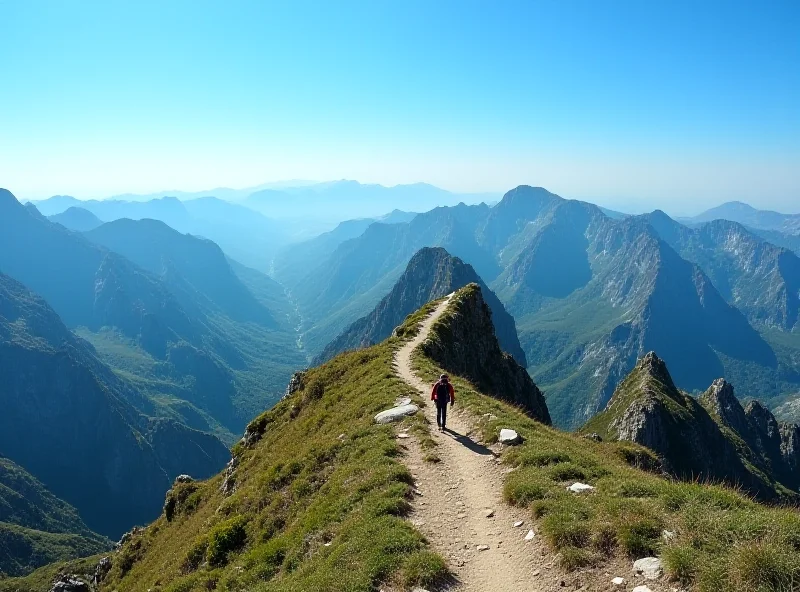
[435,381,450,404]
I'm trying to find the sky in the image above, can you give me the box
[1,0,798,215]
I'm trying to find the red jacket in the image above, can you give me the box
[431,380,455,403]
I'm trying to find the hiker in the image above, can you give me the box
[431,373,455,431]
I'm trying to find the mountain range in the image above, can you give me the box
[276,186,800,428]
[683,201,800,235]
[315,247,526,366]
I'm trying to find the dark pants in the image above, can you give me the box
[436,401,448,429]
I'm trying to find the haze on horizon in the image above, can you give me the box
[1,1,798,215]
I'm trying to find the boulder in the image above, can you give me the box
[633,556,663,580]
[374,404,419,424]
[175,474,194,483]
[49,576,90,592]
[567,482,595,493]
[498,428,522,445]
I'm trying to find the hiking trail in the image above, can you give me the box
[393,295,551,591]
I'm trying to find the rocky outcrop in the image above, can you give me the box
[420,284,550,425]
[583,352,800,500]
[316,247,527,366]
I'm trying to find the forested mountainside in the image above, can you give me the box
[7,286,799,592]
[0,270,230,539]
[316,247,526,366]
[273,185,800,428]
[0,457,110,577]
[1,190,306,439]
[583,352,799,501]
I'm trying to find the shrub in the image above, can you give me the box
[206,516,248,567]
[618,515,662,557]
[181,537,208,573]
[662,543,698,585]
[402,550,448,587]
[548,462,586,482]
[558,546,599,570]
[727,540,800,592]
[542,513,591,549]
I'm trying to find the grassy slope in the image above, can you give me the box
[411,295,800,592]
[1,309,447,592]
[7,293,800,591]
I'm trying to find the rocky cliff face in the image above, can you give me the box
[583,352,799,501]
[316,247,527,366]
[0,271,229,538]
[420,284,550,425]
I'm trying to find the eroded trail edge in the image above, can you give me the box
[393,296,550,592]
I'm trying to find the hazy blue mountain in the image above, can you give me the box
[645,211,800,332]
[748,227,800,255]
[273,210,418,287]
[684,201,800,234]
[30,195,287,271]
[47,207,104,231]
[0,457,111,576]
[246,179,496,220]
[85,218,276,327]
[1,189,306,435]
[284,202,497,354]
[0,270,230,538]
[315,247,526,365]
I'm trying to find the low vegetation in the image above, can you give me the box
[411,294,800,592]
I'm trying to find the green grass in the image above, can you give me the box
[410,292,800,592]
[0,309,447,592]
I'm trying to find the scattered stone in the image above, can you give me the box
[174,474,194,483]
[498,428,522,445]
[457,513,467,519]
[338,433,346,440]
[485,508,495,518]
[482,413,498,420]
[411,588,431,592]
[632,587,653,592]
[567,482,595,493]
[397,432,410,439]
[633,557,663,580]
[395,397,412,407]
[612,576,626,587]
[662,529,676,541]
[49,576,90,592]
[412,488,423,496]
[525,530,536,541]
[374,404,419,424]
[513,520,524,527]
[476,544,490,551]
[324,541,332,547]
[584,432,603,442]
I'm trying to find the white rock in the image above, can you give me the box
[632,587,653,592]
[524,530,535,541]
[476,544,490,551]
[513,520,524,528]
[485,509,495,518]
[633,557,663,580]
[374,404,419,424]
[567,482,595,493]
[498,428,522,445]
[397,433,410,439]
[662,529,676,541]
[395,397,412,407]
[612,576,626,586]
[411,588,431,592]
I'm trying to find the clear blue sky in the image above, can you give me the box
[1,0,798,214]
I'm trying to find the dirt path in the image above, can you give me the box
[393,296,552,592]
